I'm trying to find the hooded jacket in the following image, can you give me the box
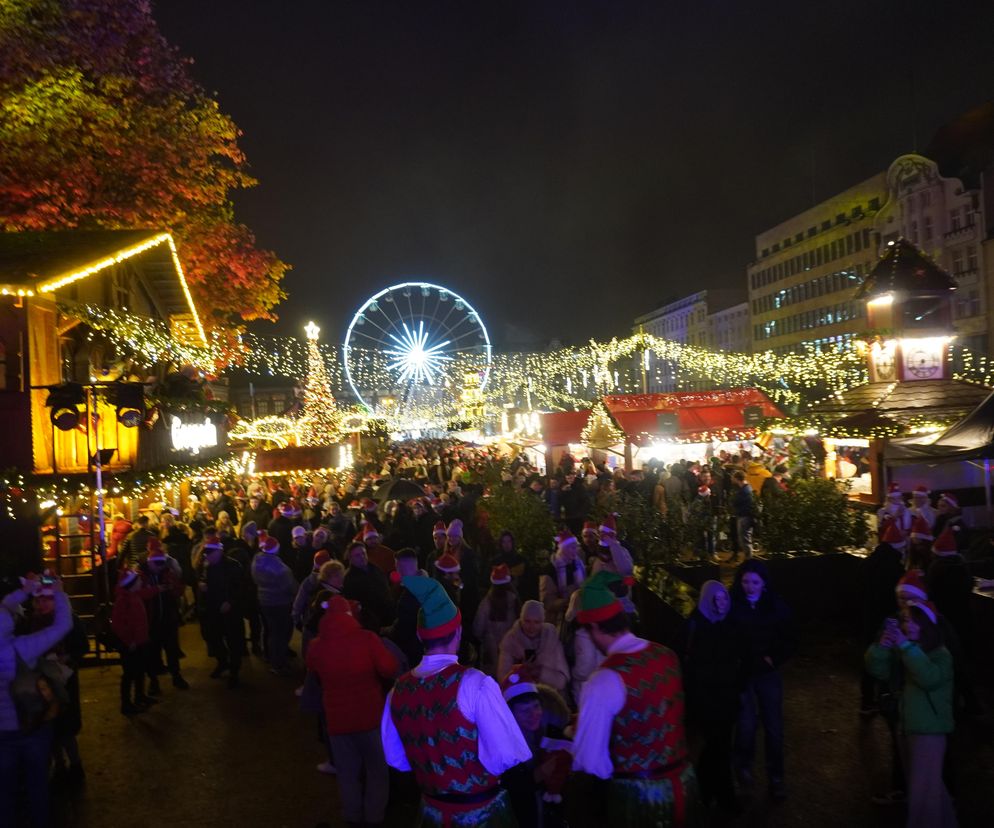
[305,605,398,734]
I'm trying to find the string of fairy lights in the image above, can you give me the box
[58,302,994,413]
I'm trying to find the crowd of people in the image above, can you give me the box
[0,438,987,826]
[860,482,984,828]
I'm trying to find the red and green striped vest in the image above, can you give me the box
[601,641,688,774]
[390,663,496,797]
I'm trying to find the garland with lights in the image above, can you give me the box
[53,302,994,423]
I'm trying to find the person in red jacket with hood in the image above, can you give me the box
[111,569,163,715]
[306,595,399,828]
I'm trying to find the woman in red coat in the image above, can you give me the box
[306,596,399,827]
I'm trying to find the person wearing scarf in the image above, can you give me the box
[539,530,586,629]
[676,581,747,815]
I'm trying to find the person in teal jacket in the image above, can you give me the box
[865,602,958,828]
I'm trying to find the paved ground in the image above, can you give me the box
[50,618,994,828]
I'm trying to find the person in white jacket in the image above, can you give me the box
[0,575,73,828]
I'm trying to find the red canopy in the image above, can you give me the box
[539,390,783,447]
[539,410,591,446]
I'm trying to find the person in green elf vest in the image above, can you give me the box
[380,575,531,827]
[570,571,699,827]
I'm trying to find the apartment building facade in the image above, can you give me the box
[635,290,748,391]
[747,174,887,355]
[748,150,990,356]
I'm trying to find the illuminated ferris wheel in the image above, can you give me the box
[342,282,492,410]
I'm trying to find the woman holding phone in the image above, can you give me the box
[865,602,957,828]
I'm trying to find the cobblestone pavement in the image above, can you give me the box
[50,620,993,828]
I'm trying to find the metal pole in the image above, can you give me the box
[985,459,992,526]
[639,324,648,395]
[90,386,107,563]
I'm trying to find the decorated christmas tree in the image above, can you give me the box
[580,399,624,449]
[300,322,342,446]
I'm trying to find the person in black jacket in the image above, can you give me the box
[859,538,905,714]
[676,580,747,814]
[199,541,245,688]
[382,547,423,669]
[729,558,793,800]
[240,493,273,535]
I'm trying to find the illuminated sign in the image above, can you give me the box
[171,416,218,455]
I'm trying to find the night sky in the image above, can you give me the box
[155,0,994,347]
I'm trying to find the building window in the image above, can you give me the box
[952,249,963,273]
[869,197,881,211]
[923,215,933,244]
[846,234,854,254]
[950,210,961,231]
[910,221,918,244]
[919,191,931,208]
[967,246,978,272]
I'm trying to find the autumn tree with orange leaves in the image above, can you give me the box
[0,0,288,324]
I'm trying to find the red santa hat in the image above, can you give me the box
[938,492,958,509]
[581,521,599,536]
[434,553,461,574]
[698,485,711,498]
[909,516,934,542]
[432,521,447,537]
[446,519,464,537]
[118,568,139,588]
[490,564,511,585]
[348,499,362,509]
[361,523,380,543]
[146,537,165,558]
[598,514,618,547]
[291,525,307,539]
[886,483,904,501]
[932,525,959,555]
[912,485,930,498]
[279,500,302,517]
[258,531,280,554]
[361,498,377,512]
[312,549,331,571]
[907,599,938,626]
[501,665,539,704]
[556,529,578,551]
[880,521,906,550]
[896,569,929,601]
